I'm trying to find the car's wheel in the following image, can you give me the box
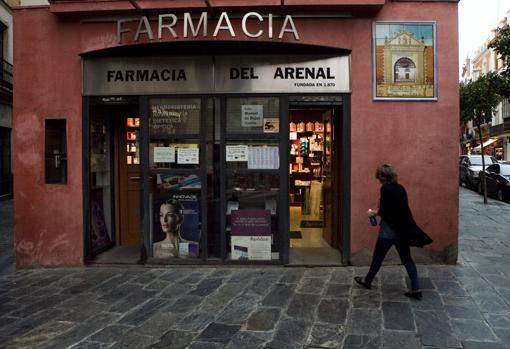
[497,188,504,201]
[466,176,471,189]
[477,181,483,194]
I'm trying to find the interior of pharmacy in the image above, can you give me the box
[288,107,342,265]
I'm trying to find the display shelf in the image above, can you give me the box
[126,117,140,165]
[289,119,325,206]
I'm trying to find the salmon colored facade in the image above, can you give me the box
[13,0,460,267]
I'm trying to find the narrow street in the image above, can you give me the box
[0,187,509,348]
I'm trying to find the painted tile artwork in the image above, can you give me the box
[374,22,436,100]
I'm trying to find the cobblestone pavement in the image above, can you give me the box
[1,188,510,348]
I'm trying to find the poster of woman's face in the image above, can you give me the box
[152,193,200,259]
[160,201,182,235]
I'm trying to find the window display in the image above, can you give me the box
[126,117,140,165]
[226,142,280,170]
[224,96,281,261]
[149,98,200,137]
[150,143,200,169]
[226,97,279,134]
[149,98,201,169]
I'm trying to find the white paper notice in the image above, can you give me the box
[226,145,248,162]
[231,236,271,260]
[153,147,175,163]
[248,236,271,260]
[177,148,199,164]
[241,105,263,127]
[248,146,279,169]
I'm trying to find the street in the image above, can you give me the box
[0,187,510,348]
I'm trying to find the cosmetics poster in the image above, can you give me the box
[152,193,200,258]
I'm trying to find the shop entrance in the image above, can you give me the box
[288,106,342,265]
[86,101,142,263]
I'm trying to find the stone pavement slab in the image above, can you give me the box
[1,187,510,348]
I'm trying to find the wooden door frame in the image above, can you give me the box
[82,97,142,263]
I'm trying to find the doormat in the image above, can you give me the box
[300,220,324,228]
[290,231,302,239]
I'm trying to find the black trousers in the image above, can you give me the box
[364,237,420,291]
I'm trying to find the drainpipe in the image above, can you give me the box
[203,0,214,15]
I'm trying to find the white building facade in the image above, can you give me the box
[469,10,510,161]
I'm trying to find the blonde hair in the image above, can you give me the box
[376,164,398,184]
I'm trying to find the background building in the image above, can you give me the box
[468,10,510,160]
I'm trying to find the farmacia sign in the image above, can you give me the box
[117,12,300,43]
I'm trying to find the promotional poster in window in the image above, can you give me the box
[152,193,200,258]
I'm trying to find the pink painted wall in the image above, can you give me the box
[14,0,459,266]
[14,8,84,267]
[349,2,459,261]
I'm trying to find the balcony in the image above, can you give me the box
[490,119,510,137]
[0,59,12,93]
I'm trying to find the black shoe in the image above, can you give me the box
[405,291,422,300]
[354,276,371,289]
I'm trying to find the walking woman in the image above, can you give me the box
[354,164,432,300]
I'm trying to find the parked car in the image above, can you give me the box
[459,155,498,189]
[477,163,510,202]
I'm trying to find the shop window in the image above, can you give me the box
[149,98,201,169]
[224,96,281,262]
[149,97,203,260]
[45,119,67,184]
[226,97,280,135]
[149,98,200,136]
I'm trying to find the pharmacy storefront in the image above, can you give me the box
[14,0,460,267]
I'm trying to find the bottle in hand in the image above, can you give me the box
[367,209,377,226]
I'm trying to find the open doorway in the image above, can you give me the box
[288,106,342,265]
[87,102,142,264]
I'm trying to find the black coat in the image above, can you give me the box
[378,183,432,248]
